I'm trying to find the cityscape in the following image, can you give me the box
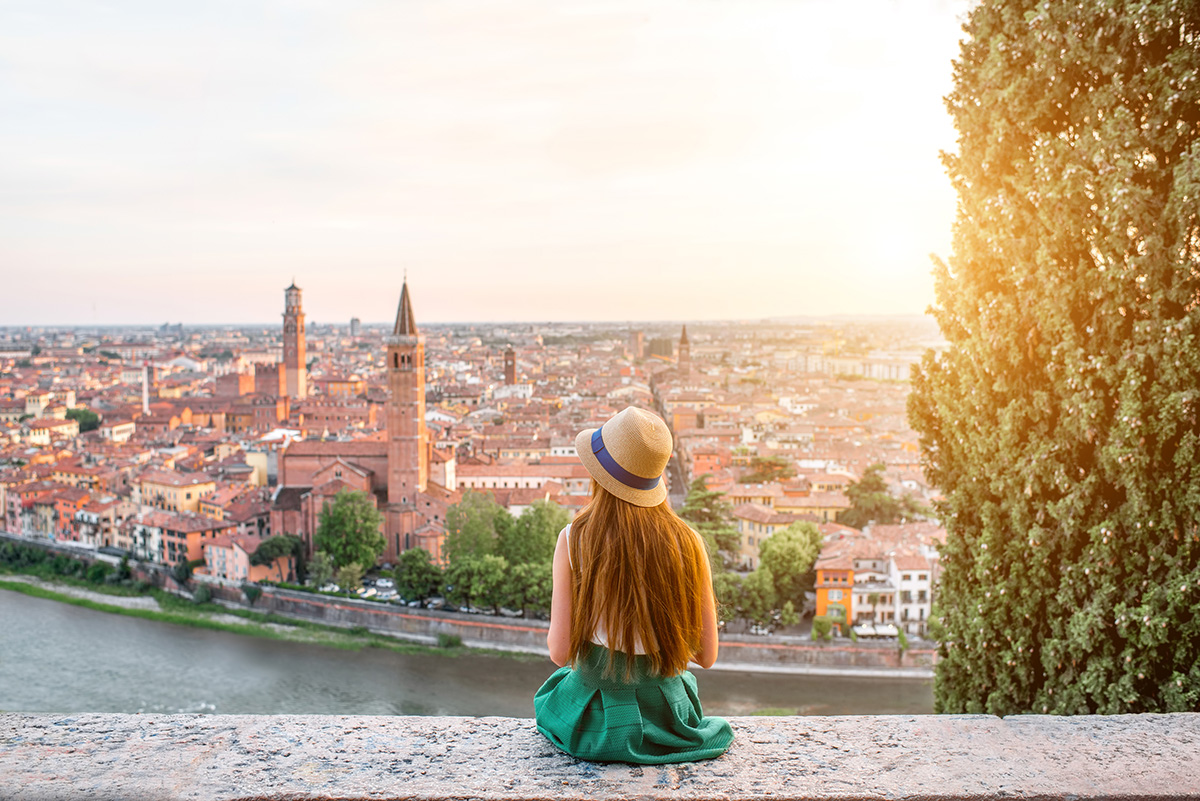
[0,282,947,648]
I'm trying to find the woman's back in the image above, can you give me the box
[535,407,732,764]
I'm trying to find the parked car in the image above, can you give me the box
[318,583,340,593]
[376,578,395,590]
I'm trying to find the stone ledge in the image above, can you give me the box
[2,713,1199,801]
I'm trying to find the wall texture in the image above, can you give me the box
[3,712,1199,801]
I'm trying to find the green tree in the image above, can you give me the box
[780,600,800,628]
[742,455,796,484]
[497,499,569,566]
[758,521,822,610]
[335,562,365,593]
[250,534,301,581]
[504,562,553,617]
[837,463,926,529]
[473,554,510,613]
[307,550,335,589]
[677,476,740,563]
[173,558,193,584]
[712,571,744,624]
[313,490,385,569]
[65,408,100,432]
[742,566,776,628]
[908,0,1200,715]
[443,489,506,564]
[393,548,443,603]
[444,555,508,612]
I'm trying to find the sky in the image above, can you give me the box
[1,0,975,326]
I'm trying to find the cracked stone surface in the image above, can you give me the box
[2,713,1199,800]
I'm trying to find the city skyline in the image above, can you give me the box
[2,0,973,326]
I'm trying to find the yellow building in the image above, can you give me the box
[731,503,812,569]
[137,469,216,513]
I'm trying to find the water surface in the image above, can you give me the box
[1,589,933,717]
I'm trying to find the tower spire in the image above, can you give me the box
[394,280,418,336]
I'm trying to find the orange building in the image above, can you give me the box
[204,534,294,583]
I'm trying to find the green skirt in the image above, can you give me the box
[534,645,733,764]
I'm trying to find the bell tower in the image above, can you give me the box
[282,282,307,399]
[386,280,428,508]
[678,324,691,377]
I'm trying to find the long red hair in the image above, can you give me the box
[567,482,713,678]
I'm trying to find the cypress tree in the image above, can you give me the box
[909,0,1200,715]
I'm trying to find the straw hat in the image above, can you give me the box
[575,407,671,507]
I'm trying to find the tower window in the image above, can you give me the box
[393,354,399,368]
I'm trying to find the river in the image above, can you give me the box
[0,589,934,717]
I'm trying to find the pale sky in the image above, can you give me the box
[1,0,974,326]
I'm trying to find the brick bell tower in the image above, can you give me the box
[678,324,691,377]
[386,280,428,550]
[282,282,307,399]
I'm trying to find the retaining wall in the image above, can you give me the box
[4,712,1199,800]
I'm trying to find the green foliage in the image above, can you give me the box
[65,408,101,432]
[496,499,569,566]
[437,633,463,649]
[85,561,111,584]
[172,558,193,583]
[711,571,744,623]
[741,456,796,484]
[758,521,822,609]
[193,584,212,604]
[335,562,365,593]
[504,561,553,617]
[742,566,776,627]
[811,616,833,642]
[837,463,926,529]
[314,490,385,569]
[677,476,740,563]
[907,0,1200,715]
[306,550,335,589]
[393,548,443,603]
[241,583,262,605]
[443,489,507,564]
[898,628,909,654]
[780,600,800,627]
[444,555,509,612]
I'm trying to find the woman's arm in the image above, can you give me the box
[692,533,720,670]
[546,527,573,666]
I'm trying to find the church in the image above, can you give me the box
[270,281,457,564]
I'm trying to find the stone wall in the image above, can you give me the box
[4,712,1199,800]
[1,532,936,672]
[224,584,937,670]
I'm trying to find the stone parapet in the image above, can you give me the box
[3,713,1199,800]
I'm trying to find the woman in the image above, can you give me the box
[534,406,733,764]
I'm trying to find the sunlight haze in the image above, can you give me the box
[1,0,974,325]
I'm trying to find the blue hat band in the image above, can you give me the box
[591,429,661,492]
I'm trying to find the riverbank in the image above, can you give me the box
[0,575,541,662]
[1,571,935,678]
